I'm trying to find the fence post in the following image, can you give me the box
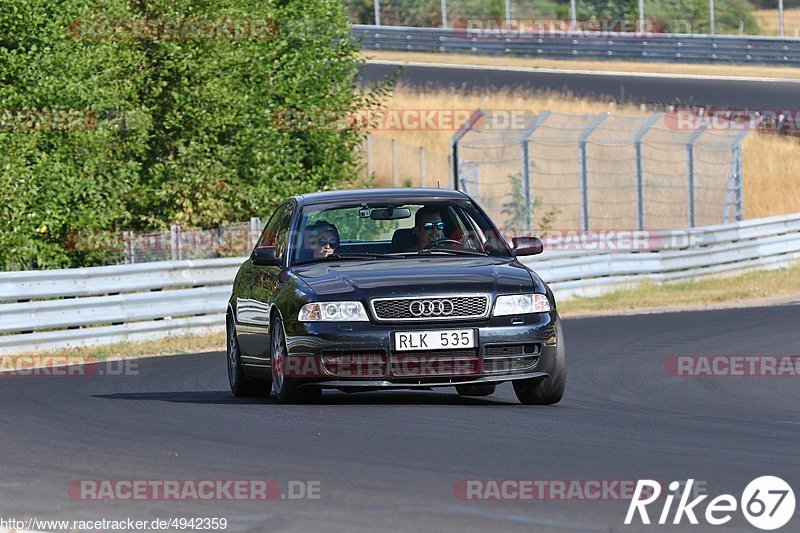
[365,133,372,178]
[686,124,707,228]
[519,111,552,232]
[391,139,398,186]
[780,0,785,38]
[578,113,608,231]
[732,138,748,222]
[419,146,426,187]
[250,217,261,248]
[170,225,180,261]
[127,231,135,265]
[710,0,715,35]
[450,109,485,190]
[633,113,663,231]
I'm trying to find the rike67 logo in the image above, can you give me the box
[625,477,795,530]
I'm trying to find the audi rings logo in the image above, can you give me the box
[409,299,455,317]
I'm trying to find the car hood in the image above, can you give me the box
[291,256,544,299]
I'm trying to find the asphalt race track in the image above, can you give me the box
[360,62,800,109]
[2,304,799,532]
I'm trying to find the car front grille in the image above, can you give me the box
[483,344,540,374]
[371,295,489,321]
[390,348,480,377]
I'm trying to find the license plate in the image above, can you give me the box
[394,329,475,351]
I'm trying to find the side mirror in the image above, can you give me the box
[511,236,544,256]
[252,246,282,267]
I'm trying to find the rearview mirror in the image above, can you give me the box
[252,246,282,266]
[511,236,543,256]
[370,207,412,220]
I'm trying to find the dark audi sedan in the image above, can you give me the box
[227,188,565,404]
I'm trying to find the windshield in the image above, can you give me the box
[291,199,512,265]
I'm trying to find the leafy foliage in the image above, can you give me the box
[0,0,389,270]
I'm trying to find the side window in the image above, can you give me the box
[273,204,295,261]
[256,203,290,249]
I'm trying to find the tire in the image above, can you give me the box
[456,384,496,397]
[227,316,264,397]
[513,319,566,405]
[270,316,322,404]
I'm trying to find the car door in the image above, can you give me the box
[236,201,295,366]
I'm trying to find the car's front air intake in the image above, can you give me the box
[370,295,490,321]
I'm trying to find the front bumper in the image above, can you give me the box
[282,311,560,389]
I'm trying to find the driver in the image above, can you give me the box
[413,206,446,250]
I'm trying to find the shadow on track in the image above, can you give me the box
[93,390,520,406]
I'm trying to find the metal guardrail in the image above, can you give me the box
[1,213,799,355]
[351,25,800,66]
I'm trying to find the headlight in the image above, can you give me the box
[493,294,551,316]
[298,302,369,321]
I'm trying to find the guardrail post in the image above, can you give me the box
[374,0,381,26]
[170,225,180,261]
[450,109,484,190]
[686,124,707,228]
[519,111,553,232]
[441,0,448,29]
[578,113,608,231]
[633,113,663,231]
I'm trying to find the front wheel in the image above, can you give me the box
[271,316,322,404]
[513,320,566,405]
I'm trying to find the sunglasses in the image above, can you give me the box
[312,238,337,247]
[422,221,445,230]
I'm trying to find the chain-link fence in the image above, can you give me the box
[346,0,800,37]
[69,220,263,265]
[453,110,751,232]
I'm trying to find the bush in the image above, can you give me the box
[0,0,388,270]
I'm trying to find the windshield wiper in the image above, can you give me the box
[415,249,491,257]
[293,253,399,265]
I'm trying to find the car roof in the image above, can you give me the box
[296,188,468,206]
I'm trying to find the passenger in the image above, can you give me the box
[305,220,339,259]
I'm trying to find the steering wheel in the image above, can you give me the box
[423,238,463,250]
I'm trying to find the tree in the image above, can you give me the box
[0,0,388,270]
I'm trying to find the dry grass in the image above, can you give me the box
[558,263,800,317]
[3,331,225,368]
[757,8,800,37]
[362,85,800,220]
[363,50,800,80]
